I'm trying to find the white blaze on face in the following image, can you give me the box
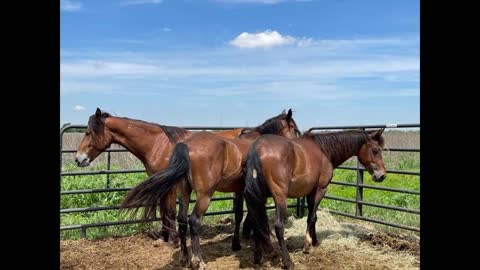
[252,169,257,179]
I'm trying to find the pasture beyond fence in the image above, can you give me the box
[60,124,420,239]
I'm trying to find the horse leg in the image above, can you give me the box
[189,193,212,270]
[148,197,168,241]
[253,231,263,264]
[166,189,179,248]
[150,191,177,243]
[242,212,253,239]
[303,185,327,253]
[232,191,244,251]
[274,200,293,270]
[178,181,192,267]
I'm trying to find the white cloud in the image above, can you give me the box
[60,57,418,79]
[296,37,418,48]
[162,27,172,32]
[121,0,162,6]
[193,81,348,101]
[229,31,416,49]
[74,105,86,111]
[61,0,83,12]
[393,89,419,97]
[230,30,296,48]
[61,61,161,77]
[61,35,418,103]
[61,81,116,94]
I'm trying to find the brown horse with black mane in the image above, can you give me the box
[74,108,246,247]
[244,129,387,269]
[120,109,300,269]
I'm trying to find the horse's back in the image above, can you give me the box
[185,131,225,147]
[255,134,291,150]
[184,131,244,192]
[184,132,226,183]
[214,128,243,139]
[254,135,323,198]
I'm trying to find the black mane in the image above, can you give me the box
[241,113,300,136]
[303,130,383,166]
[88,112,111,135]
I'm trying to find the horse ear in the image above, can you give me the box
[95,108,102,119]
[287,108,293,119]
[281,109,286,114]
[373,128,385,139]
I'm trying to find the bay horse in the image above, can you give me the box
[120,109,301,270]
[74,108,247,247]
[244,129,387,269]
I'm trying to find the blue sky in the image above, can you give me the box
[60,0,419,130]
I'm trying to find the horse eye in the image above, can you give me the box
[85,131,91,135]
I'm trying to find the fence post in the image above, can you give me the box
[80,225,87,239]
[296,198,301,217]
[60,127,66,177]
[106,151,111,188]
[301,197,307,217]
[355,154,365,217]
[355,128,366,217]
[232,194,236,215]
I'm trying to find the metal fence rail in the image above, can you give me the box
[60,123,420,238]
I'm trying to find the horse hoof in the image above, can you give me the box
[191,256,206,270]
[168,237,180,249]
[254,256,262,265]
[191,261,207,270]
[282,260,294,270]
[231,242,242,251]
[198,262,207,270]
[263,243,274,254]
[180,254,190,268]
[168,241,179,249]
[303,243,312,254]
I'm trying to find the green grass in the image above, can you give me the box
[60,149,420,240]
[61,164,239,240]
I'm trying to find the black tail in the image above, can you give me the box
[243,143,273,251]
[120,143,191,220]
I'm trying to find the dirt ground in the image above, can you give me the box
[61,211,420,270]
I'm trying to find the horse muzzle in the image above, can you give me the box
[75,153,91,167]
[372,171,386,182]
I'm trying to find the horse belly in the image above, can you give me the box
[287,176,316,198]
[216,174,244,192]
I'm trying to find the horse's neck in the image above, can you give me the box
[105,117,168,164]
[238,130,262,141]
[324,142,360,168]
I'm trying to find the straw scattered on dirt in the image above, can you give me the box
[61,210,419,270]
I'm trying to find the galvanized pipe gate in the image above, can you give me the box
[60,124,420,239]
